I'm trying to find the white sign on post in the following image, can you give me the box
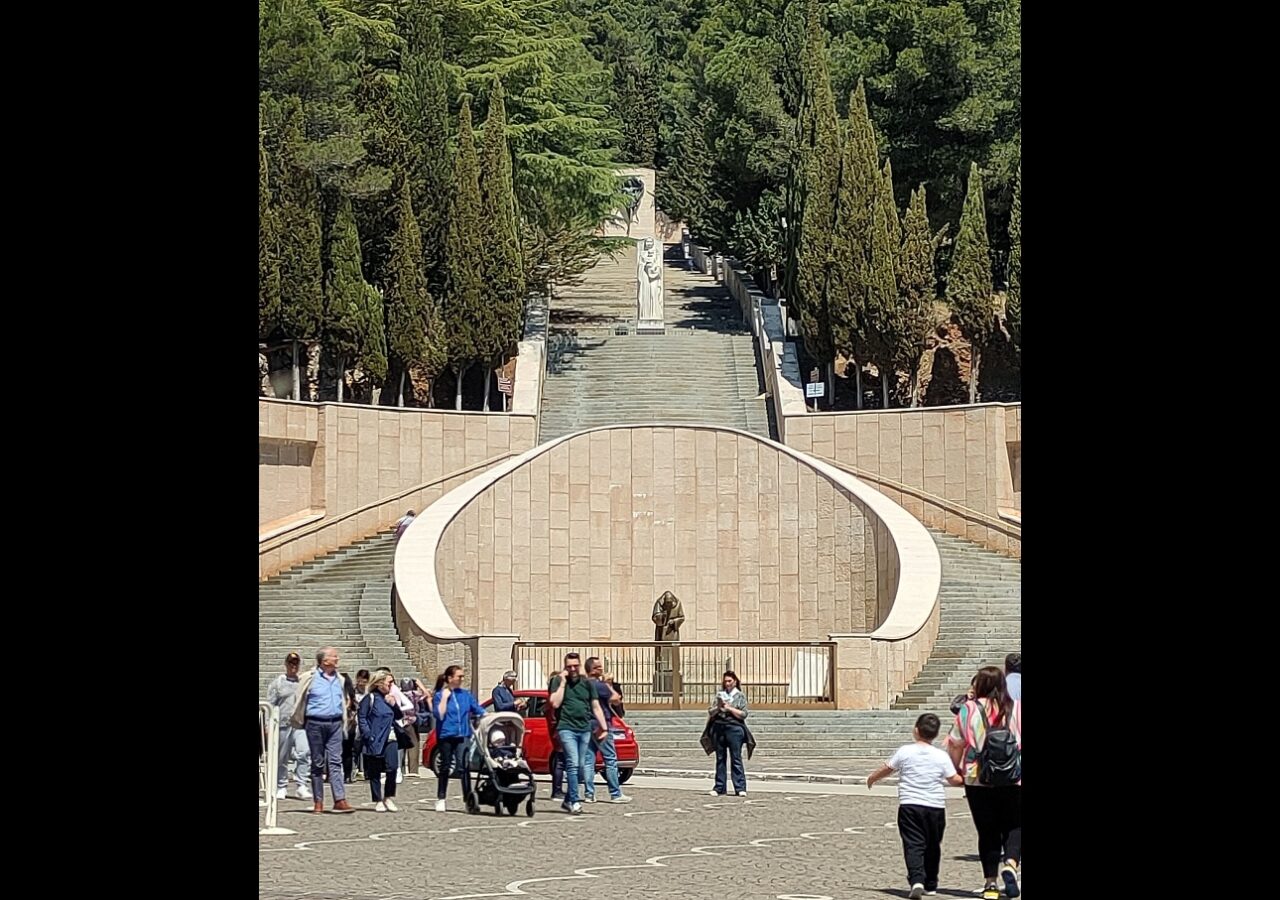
[805,382,825,399]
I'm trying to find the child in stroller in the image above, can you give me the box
[466,711,537,816]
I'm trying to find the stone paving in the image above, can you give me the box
[260,775,992,900]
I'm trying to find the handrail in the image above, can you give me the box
[258,703,296,835]
[825,460,1022,540]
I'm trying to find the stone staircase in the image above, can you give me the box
[257,531,423,698]
[626,528,1020,763]
[540,246,772,442]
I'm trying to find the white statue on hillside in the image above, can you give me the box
[636,237,664,330]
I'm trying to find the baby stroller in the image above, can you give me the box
[465,711,536,817]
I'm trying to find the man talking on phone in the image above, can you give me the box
[548,652,609,814]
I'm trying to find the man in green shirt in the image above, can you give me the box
[548,652,609,814]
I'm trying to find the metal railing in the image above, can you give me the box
[512,642,838,710]
[258,702,296,835]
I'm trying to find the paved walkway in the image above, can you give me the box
[260,775,996,900]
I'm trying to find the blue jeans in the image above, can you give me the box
[585,733,621,799]
[713,722,746,794]
[551,749,565,796]
[304,718,346,802]
[557,728,593,805]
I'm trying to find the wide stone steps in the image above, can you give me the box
[540,250,772,443]
[258,531,423,696]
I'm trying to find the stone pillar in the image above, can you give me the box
[472,633,521,697]
[829,634,876,710]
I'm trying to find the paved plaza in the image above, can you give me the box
[260,776,987,900]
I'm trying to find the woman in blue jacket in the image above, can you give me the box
[432,665,486,812]
[358,672,404,812]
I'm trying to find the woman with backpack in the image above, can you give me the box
[947,666,1022,900]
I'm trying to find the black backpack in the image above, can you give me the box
[975,701,1021,787]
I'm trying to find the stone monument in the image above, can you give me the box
[636,236,664,333]
[650,590,685,695]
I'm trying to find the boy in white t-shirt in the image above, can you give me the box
[866,713,964,899]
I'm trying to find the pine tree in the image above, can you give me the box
[398,0,452,289]
[386,180,444,406]
[794,0,839,396]
[1006,165,1020,353]
[259,122,281,342]
[479,79,526,410]
[443,98,487,409]
[897,187,938,407]
[276,102,325,398]
[324,196,384,401]
[947,162,996,403]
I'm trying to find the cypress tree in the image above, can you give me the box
[1006,165,1020,353]
[259,123,281,342]
[868,142,898,406]
[324,196,382,402]
[882,158,901,272]
[794,0,839,397]
[443,98,486,410]
[386,180,445,406]
[897,186,938,407]
[398,0,451,289]
[479,79,526,411]
[276,102,324,398]
[947,162,996,403]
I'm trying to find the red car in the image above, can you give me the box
[421,689,640,783]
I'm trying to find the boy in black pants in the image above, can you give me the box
[867,714,964,898]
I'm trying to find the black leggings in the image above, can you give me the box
[436,736,472,800]
[964,785,1021,878]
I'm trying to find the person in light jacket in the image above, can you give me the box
[358,672,404,812]
[289,646,355,814]
[706,670,750,797]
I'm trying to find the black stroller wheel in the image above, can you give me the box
[525,799,534,817]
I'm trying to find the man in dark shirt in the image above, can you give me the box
[548,652,609,814]
[583,656,631,804]
[491,671,526,713]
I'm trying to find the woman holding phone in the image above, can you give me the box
[707,670,749,797]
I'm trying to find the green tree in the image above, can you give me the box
[946,162,995,403]
[1006,164,1020,352]
[794,0,840,398]
[881,158,901,263]
[386,180,445,405]
[398,0,452,288]
[479,80,526,410]
[276,103,326,398]
[897,186,939,406]
[259,122,282,342]
[443,98,486,409]
[324,196,385,401]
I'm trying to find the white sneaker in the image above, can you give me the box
[375,801,388,813]
[384,798,399,812]
[583,794,596,803]
[608,794,633,804]
[735,791,747,797]
[296,787,313,801]
[396,771,404,784]
[708,790,722,796]
[276,788,287,800]
[909,886,925,900]
[570,802,583,814]
[435,800,447,812]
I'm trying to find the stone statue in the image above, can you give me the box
[621,175,645,233]
[636,237,664,331]
[651,591,685,642]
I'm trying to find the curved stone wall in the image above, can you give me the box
[431,426,897,642]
